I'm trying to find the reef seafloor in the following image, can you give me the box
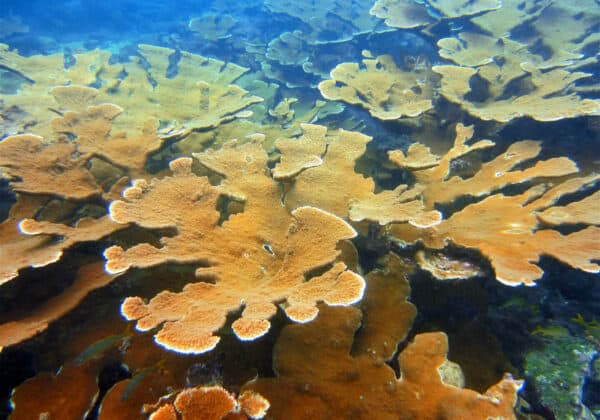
[0,0,599,419]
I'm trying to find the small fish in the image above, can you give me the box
[571,313,600,339]
[74,324,132,366]
[530,325,569,338]
[121,359,167,401]
[572,313,600,329]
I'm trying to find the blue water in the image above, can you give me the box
[1,1,599,419]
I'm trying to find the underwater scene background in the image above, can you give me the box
[0,0,599,418]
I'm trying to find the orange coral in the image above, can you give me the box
[245,305,522,419]
[278,124,374,217]
[0,195,122,285]
[318,54,434,120]
[419,183,600,286]
[237,391,270,419]
[149,386,269,420]
[106,141,365,354]
[50,87,163,177]
[0,134,102,199]
[9,361,101,420]
[381,125,600,285]
[351,253,416,361]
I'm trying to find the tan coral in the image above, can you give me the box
[370,0,434,29]
[370,0,500,29]
[0,195,61,284]
[245,305,522,419]
[0,44,261,140]
[106,143,365,354]
[189,14,237,41]
[126,45,263,139]
[0,134,102,199]
[427,0,501,18]
[433,34,600,122]
[264,0,382,44]
[352,253,416,361]
[388,142,441,169]
[266,31,309,66]
[348,184,442,227]
[174,97,341,157]
[0,195,123,285]
[367,124,598,285]
[421,179,600,286]
[392,124,578,208]
[319,54,434,120]
[538,190,600,226]
[272,124,328,179]
[50,87,164,176]
[0,45,122,137]
[267,97,299,125]
[279,124,374,218]
[470,0,551,37]
[529,1,600,67]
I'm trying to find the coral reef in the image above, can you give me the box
[107,149,365,353]
[264,0,384,44]
[0,1,599,418]
[245,305,522,419]
[319,53,434,120]
[357,124,600,285]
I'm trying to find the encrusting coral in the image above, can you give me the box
[105,141,365,354]
[318,53,434,120]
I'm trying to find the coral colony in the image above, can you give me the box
[0,0,599,418]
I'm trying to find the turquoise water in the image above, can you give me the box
[0,1,599,418]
